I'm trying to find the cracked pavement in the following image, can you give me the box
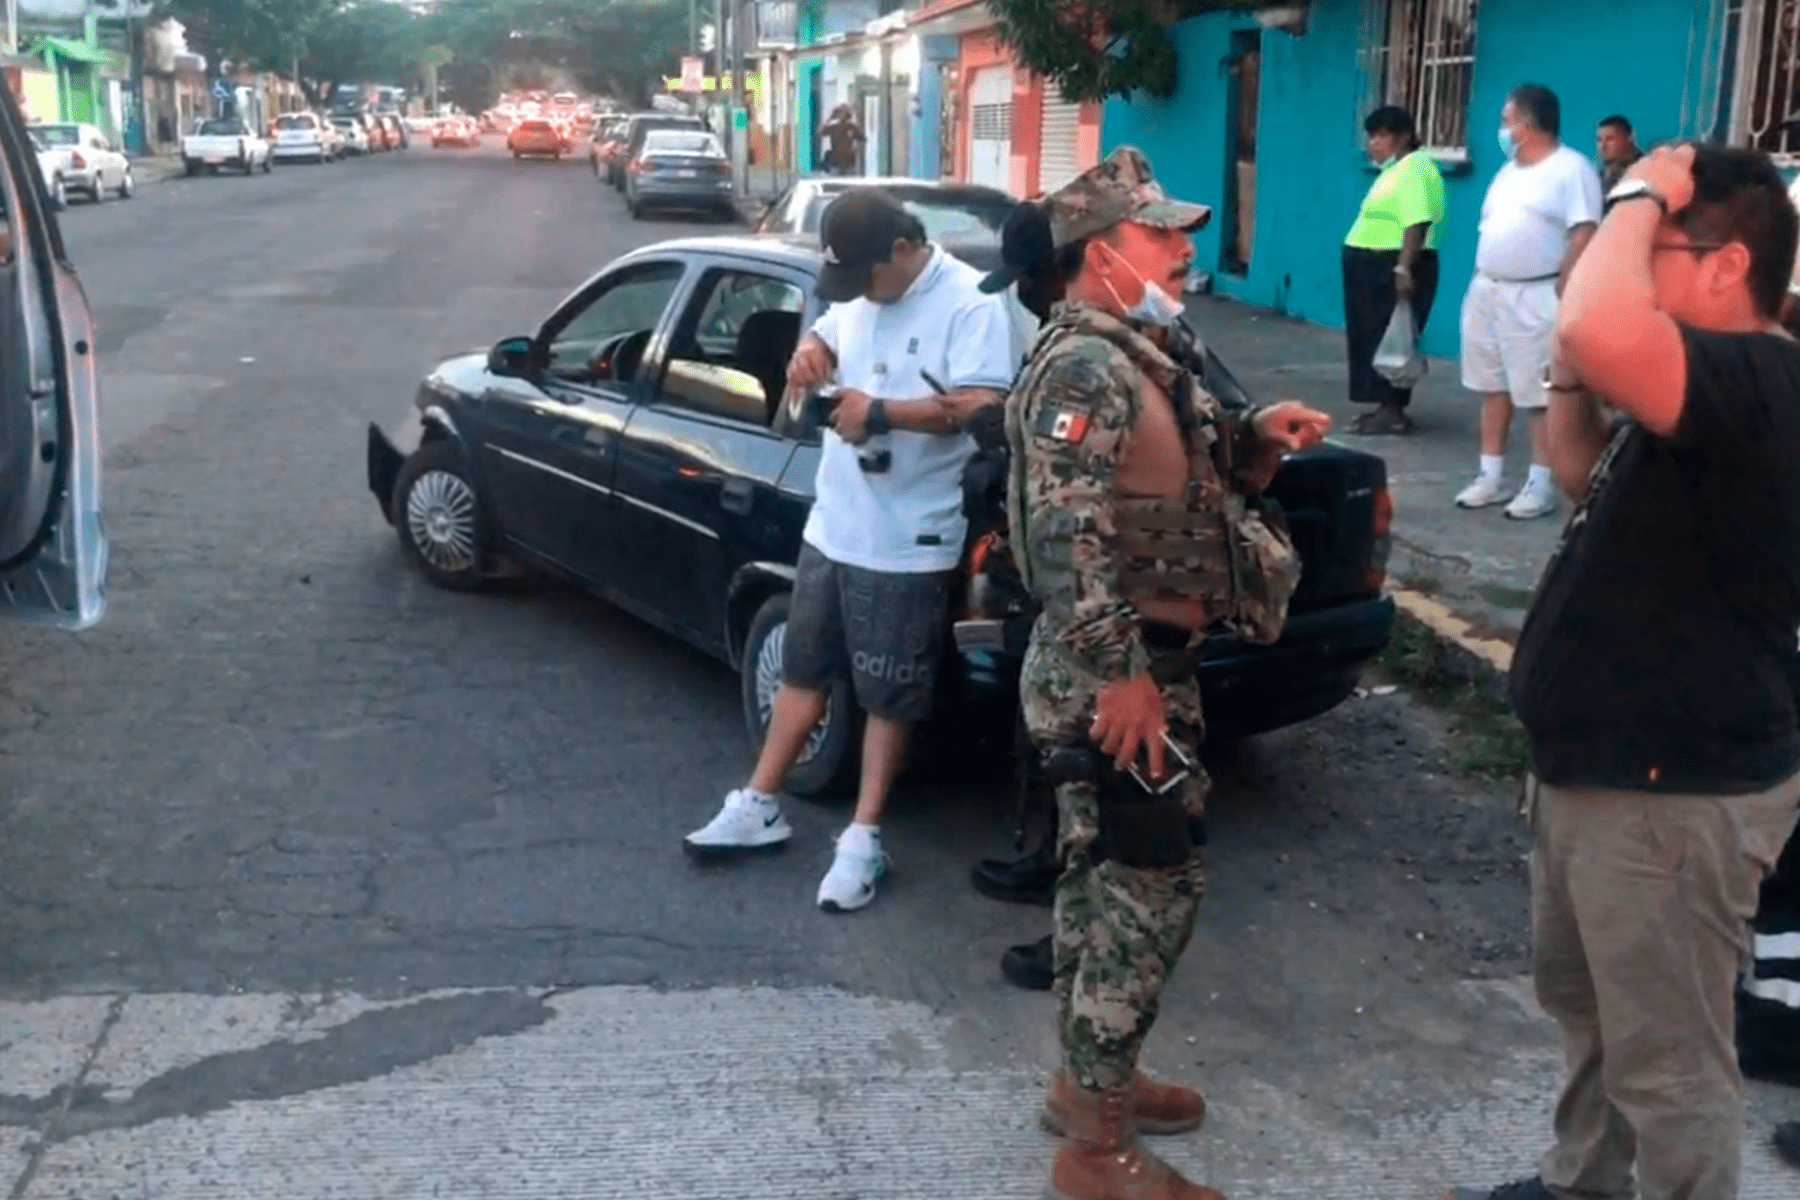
[0,145,1788,1196]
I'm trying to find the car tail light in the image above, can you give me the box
[1364,483,1394,595]
[628,158,649,174]
[713,160,732,175]
[70,150,85,169]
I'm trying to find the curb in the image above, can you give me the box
[1386,585,1515,705]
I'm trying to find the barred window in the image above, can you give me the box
[1356,0,1480,156]
[971,102,1011,143]
[1724,0,1800,162]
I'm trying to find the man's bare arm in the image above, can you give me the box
[1556,147,1695,436]
[1557,221,1597,296]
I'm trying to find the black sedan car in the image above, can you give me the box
[367,233,1396,797]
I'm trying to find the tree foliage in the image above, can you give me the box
[150,0,694,111]
[989,0,1294,103]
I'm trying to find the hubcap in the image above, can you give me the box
[755,620,831,765]
[404,469,478,574]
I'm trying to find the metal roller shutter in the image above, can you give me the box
[967,65,1011,189]
[1037,91,1082,193]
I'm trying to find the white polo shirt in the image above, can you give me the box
[1475,145,1603,281]
[804,246,1018,573]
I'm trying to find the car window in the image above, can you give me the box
[34,125,77,147]
[643,132,721,156]
[543,262,685,384]
[276,115,315,131]
[661,269,806,424]
[198,121,242,136]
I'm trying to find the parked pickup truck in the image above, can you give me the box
[182,119,272,176]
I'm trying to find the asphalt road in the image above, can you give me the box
[0,144,1788,1197]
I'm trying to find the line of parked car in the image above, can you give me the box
[265,110,411,166]
[589,110,736,221]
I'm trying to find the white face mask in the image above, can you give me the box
[1498,124,1516,159]
[1100,244,1186,328]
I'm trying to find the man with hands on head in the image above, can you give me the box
[1449,142,1800,1200]
[684,188,1017,915]
[1007,146,1329,1200]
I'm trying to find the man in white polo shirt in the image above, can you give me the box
[1456,83,1602,520]
[684,188,1017,912]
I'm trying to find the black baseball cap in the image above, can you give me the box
[979,200,1056,294]
[816,188,919,302]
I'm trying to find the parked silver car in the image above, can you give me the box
[624,129,734,221]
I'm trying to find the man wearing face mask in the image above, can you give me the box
[1007,146,1331,1200]
[1456,83,1602,521]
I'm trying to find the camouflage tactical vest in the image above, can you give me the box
[1010,308,1301,645]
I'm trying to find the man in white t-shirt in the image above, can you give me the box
[684,188,1017,912]
[1456,83,1602,520]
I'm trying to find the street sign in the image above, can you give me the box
[211,80,230,102]
[680,57,704,94]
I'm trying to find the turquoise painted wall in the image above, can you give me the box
[1102,0,1720,358]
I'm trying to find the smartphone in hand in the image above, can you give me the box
[1126,732,1193,795]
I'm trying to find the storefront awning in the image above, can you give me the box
[31,37,116,68]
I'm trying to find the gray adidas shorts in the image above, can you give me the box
[783,543,952,724]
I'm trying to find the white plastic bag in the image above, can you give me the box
[1372,304,1426,389]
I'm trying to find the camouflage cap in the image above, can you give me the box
[1043,145,1212,246]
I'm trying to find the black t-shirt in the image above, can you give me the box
[1511,326,1800,793]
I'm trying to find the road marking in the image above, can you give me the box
[1392,586,1515,674]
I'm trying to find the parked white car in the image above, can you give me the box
[30,123,132,203]
[29,130,67,209]
[329,116,371,156]
[182,118,271,176]
[271,112,340,164]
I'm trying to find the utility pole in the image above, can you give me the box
[689,0,697,54]
[714,0,727,158]
[5,0,17,56]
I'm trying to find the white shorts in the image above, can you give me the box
[1459,273,1558,410]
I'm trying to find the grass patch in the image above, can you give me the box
[1374,617,1529,782]
[1396,571,1443,597]
[1474,582,1536,611]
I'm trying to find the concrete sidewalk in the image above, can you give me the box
[1184,292,1556,644]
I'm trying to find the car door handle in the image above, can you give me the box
[720,478,754,515]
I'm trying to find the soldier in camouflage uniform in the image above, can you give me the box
[1006,147,1332,1200]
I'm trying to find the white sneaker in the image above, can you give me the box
[683,788,793,858]
[1454,475,1508,509]
[1504,478,1559,521]
[817,825,889,913]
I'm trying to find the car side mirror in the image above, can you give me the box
[488,336,534,377]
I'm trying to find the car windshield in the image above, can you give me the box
[520,121,552,132]
[799,188,1014,242]
[642,132,719,156]
[34,125,78,146]
[197,121,242,137]
[275,115,315,130]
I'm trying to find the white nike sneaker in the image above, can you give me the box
[1504,478,1559,521]
[817,825,889,913]
[683,788,793,858]
[1454,475,1508,509]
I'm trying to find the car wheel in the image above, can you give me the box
[183,158,200,177]
[392,440,489,591]
[118,169,134,199]
[740,592,861,800]
[49,175,66,210]
[89,177,105,204]
[263,155,273,173]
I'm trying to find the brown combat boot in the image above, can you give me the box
[1042,1067,1206,1136]
[1046,1084,1226,1200]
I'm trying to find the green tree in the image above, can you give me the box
[988,0,1298,103]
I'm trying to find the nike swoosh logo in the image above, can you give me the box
[764,813,782,828]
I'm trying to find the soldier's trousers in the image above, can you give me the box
[1021,626,1209,1094]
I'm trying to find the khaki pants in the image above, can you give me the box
[1528,773,1800,1200]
